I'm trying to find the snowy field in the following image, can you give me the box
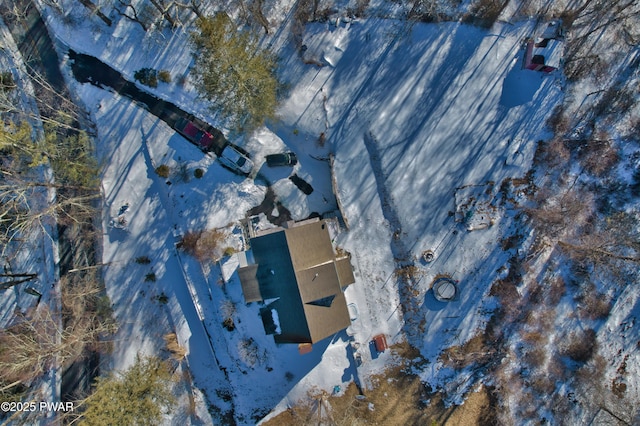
[38,2,572,423]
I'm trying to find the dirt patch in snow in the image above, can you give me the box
[262,363,495,425]
[247,186,292,226]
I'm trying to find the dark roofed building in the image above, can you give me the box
[238,219,355,344]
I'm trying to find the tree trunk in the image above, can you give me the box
[76,0,112,26]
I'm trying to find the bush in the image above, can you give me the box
[155,164,171,178]
[177,229,226,262]
[163,333,186,361]
[577,292,611,320]
[134,68,158,88]
[135,256,151,264]
[154,292,169,304]
[579,139,619,177]
[237,338,260,367]
[222,317,235,331]
[158,70,171,83]
[562,329,597,363]
[0,71,15,92]
[462,0,508,28]
[194,168,204,179]
[145,272,156,282]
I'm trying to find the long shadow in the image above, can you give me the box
[67,50,228,156]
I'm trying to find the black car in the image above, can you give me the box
[265,152,297,167]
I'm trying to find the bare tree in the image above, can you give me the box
[0,271,116,385]
[113,0,150,31]
[74,0,113,26]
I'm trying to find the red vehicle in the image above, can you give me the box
[175,117,214,151]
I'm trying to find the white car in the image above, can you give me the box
[218,145,253,176]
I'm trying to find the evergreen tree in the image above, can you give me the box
[190,13,279,132]
[79,356,176,426]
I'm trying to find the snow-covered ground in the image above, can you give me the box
[18,0,636,423]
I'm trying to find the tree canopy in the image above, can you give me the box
[190,13,280,132]
[79,356,175,426]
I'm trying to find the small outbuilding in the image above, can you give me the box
[524,21,564,73]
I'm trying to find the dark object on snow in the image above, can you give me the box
[422,250,435,263]
[534,38,549,48]
[531,54,545,65]
[290,174,313,194]
[266,152,298,167]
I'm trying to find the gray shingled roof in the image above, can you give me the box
[238,219,355,344]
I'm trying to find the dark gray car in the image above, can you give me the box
[265,152,297,167]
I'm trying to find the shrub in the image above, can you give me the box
[548,276,566,305]
[155,292,169,304]
[135,256,151,264]
[578,292,611,320]
[163,333,186,361]
[440,334,493,370]
[612,378,627,398]
[145,272,156,282]
[238,338,260,367]
[220,300,236,319]
[155,164,171,178]
[463,0,508,28]
[177,231,201,253]
[194,168,204,179]
[530,375,555,395]
[524,347,546,369]
[158,70,171,83]
[222,317,235,331]
[394,265,421,282]
[177,229,226,262]
[134,68,158,88]
[545,105,572,136]
[562,329,597,363]
[579,139,619,177]
[0,71,15,92]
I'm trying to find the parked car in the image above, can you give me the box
[265,152,297,167]
[219,145,253,176]
[175,118,214,151]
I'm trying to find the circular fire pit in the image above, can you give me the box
[422,250,435,263]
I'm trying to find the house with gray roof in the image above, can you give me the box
[238,218,355,344]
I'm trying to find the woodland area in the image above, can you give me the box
[1,0,639,424]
